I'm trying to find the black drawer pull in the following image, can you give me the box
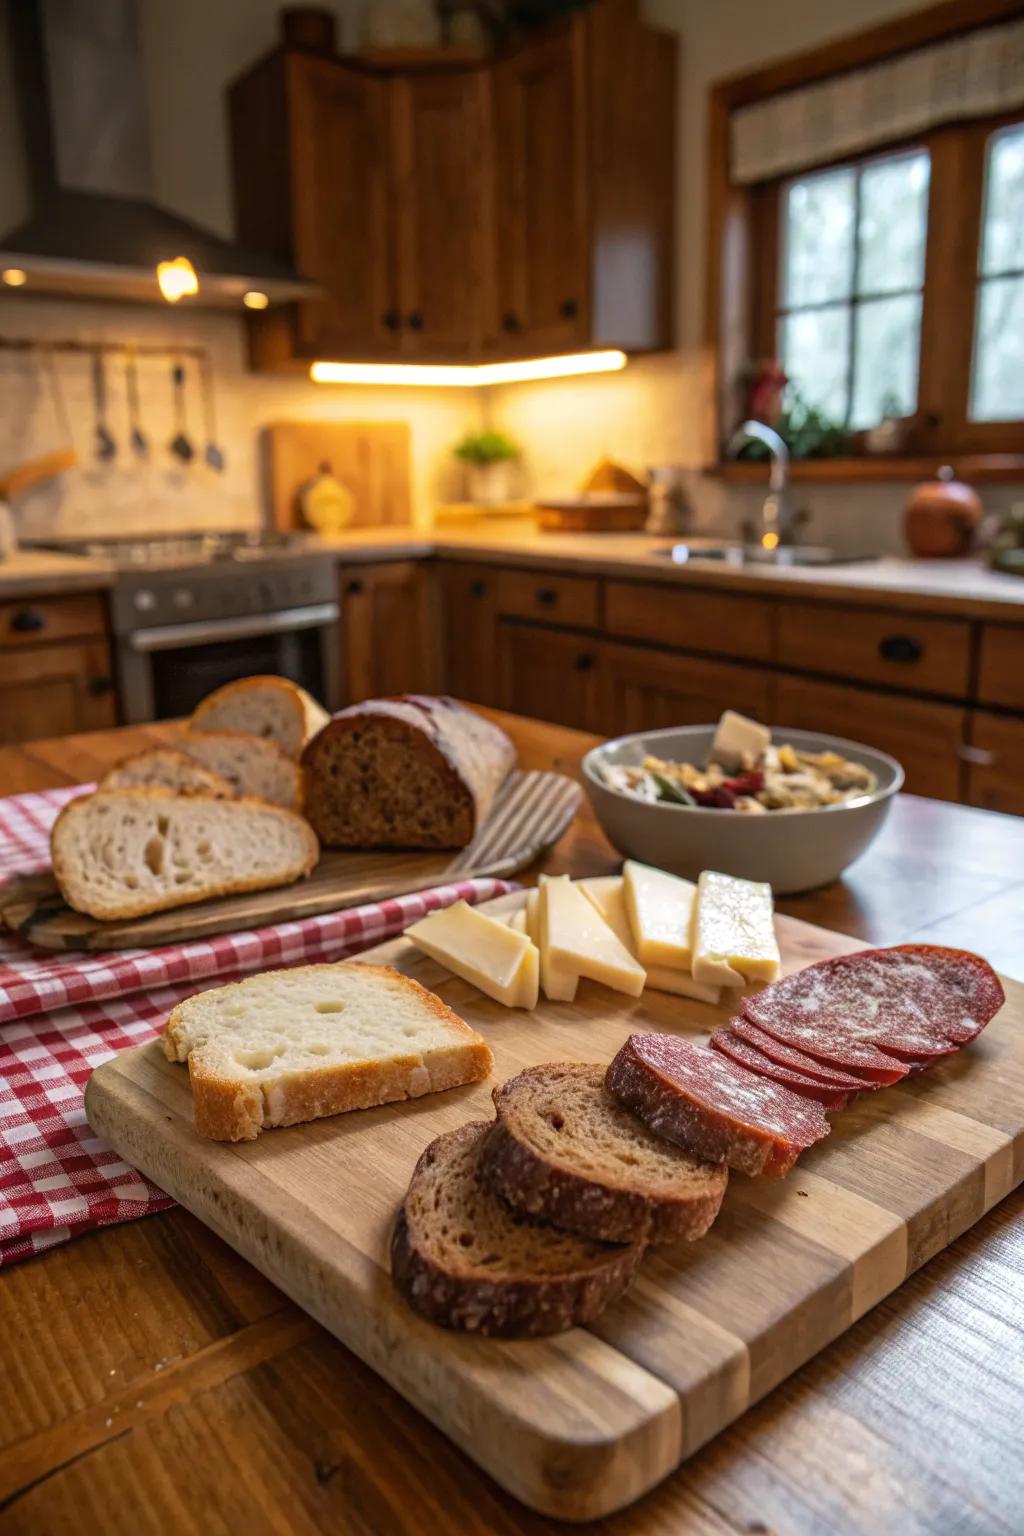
[535,587,558,607]
[469,578,487,598]
[10,606,46,634]
[407,310,424,331]
[878,634,923,664]
[87,675,114,696]
[501,312,521,333]
[345,578,365,596]
[574,652,595,672]
[559,298,578,320]
[382,308,400,331]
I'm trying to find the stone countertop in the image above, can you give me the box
[0,549,117,600]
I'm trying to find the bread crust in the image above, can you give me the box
[100,749,234,799]
[51,787,319,922]
[391,1122,643,1337]
[164,962,494,1142]
[191,675,329,757]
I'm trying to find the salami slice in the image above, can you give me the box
[606,1033,832,1179]
[727,1016,881,1092]
[709,1026,852,1109]
[744,944,1004,1073]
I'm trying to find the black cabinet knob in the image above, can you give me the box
[878,634,923,664]
[574,652,595,672]
[469,578,487,598]
[345,577,365,596]
[535,587,558,607]
[10,606,45,633]
[559,298,578,320]
[407,311,424,331]
[501,312,521,333]
[86,675,114,696]
[382,308,400,331]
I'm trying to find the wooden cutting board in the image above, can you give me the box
[0,771,579,950]
[85,900,1024,1521]
[263,421,411,531]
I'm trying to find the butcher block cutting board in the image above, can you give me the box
[263,420,411,531]
[84,897,1024,1521]
[0,770,579,950]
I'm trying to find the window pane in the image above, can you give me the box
[971,276,1024,421]
[850,294,922,429]
[857,151,930,295]
[980,124,1024,277]
[783,168,855,306]
[781,306,850,424]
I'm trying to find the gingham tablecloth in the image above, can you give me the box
[0,784,515,1265]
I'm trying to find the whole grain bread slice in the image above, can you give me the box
[481,1063,728,1245]
[100,748,233,798]
[164,961,493,1141]
[391,1121,643,1336]
[179,729,303,810]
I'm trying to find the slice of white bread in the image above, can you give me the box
[163,961,494,1141]
[191,675,330,759]
[51,788,319,921]
[101,748,233,799]
[179,729,302,810]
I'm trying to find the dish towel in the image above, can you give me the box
[0,785,516,1265]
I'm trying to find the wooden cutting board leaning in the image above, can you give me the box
[0,771,580,950]
[262,420,412,531]
[85,894,1024,1522]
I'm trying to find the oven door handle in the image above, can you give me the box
[128,603,340,653]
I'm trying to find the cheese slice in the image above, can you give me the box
[690,869,780,988]
[542,875,645,998]
[524,887,540,945]
[507,908,528,934]
[623,860,697,968]
[582,877,721,1005]
[709,709,771,769]
[406,899,539,1009]
[537,877,579,1002]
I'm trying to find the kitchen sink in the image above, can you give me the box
[653,542,877,568]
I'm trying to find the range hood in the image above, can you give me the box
[0,0,317,309]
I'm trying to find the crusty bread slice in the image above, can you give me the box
[481,1063,728,1245]
[391,1121,643,1336]
[179,729,302,810]
[101,748,233,799]
[51,788,318,922]
[191,675,329,758]
[164,962,493,1141]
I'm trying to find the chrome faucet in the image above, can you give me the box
[729,420,794,548]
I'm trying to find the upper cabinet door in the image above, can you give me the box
[390,71,492,358]
[287,57,397,356]
[492,25,589,354]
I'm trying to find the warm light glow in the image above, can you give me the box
[309,350,628,389]
[761,531,780,551]
[156,256,199,303]
[243,289,269,310]
[2,268,27,287]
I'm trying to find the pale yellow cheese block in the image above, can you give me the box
[623,860,697,968]
[541,875,645,1000]
[690,869,781,988]
[581,877,721,1005]
[406,900,539,1009]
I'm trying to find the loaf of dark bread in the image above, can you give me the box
[302,696,516,849]
[391,1122,643,1336]
[480,1063,728,1245]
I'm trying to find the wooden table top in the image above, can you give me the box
[2,711,1022,1536]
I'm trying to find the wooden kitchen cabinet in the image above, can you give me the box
[599,641,774,736]
[0,640,116,746]
[339,561,438,702]
[977,623,1024,711]
[441,563,500,707]
[964,711,1024,816]
[497,621,601,732]
[605,580,775,663]
[777,600,972,698]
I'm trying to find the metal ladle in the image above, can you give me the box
[168,359,194,464]
[200,353,225,472]
[125,351,148,458]
[91,348,117,462]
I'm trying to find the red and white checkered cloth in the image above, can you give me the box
[0,785,515,1265]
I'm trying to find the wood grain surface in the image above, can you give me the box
[84,900,1024,1520]
[2,709,1024,1535]
[0,770,580,949]
[263,421,411,532]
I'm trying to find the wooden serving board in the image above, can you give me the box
[0,771,579,951]
[85,900,1024,1522]
[263,420,411,531]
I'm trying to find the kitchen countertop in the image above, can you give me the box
[5,525,1024,620]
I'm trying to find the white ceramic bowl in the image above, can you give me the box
[582,724,904,895]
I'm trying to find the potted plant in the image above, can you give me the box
[454,429,519,504]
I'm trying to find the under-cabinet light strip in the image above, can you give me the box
[309,350,628,388]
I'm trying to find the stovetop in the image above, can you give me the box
[25,529,311,567]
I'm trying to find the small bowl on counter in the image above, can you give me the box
[581,724,904,894]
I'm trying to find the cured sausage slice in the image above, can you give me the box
[606,1033,832,1179]
[727,1015,879,1091]
[709,1027,852,1109]
[743,944,1004,1073]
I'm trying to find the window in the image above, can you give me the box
[971,122,1024,423]
[779,151,930,430]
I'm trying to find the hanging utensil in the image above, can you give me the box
[199,353,225,472]
[91,348,117,462]
[168,358,194,464]
[125,350,148,459]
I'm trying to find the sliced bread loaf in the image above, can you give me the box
[101,748,233,799]
[302,695,515,849]
[164,962,493,1141]
[391,1121,643,1336]
[51,788,318,922]
[179,729,302,810]
[191,675,329,758]
[481,1063,728,1244]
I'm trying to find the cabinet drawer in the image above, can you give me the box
[0,593,108,648]
[978,624,1024,710]
[604,581,774,663]
[496,620,601,732]
[964,710,1024,816]
[777,601,971,697]
[599,641,773,738]
[496,568,599,629]
[775,674,964,802]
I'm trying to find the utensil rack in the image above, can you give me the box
[0,337,209,360]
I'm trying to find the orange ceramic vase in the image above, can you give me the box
[904,467,981,558]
